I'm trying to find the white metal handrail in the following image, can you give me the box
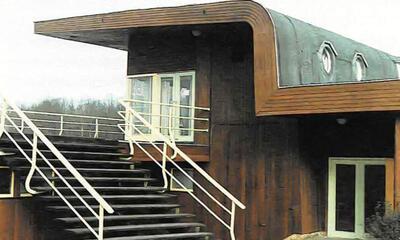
[119,99,245,240]
[7,109,124,139]
[0,96,114,240]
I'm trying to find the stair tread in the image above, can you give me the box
[0,147,129,156]
[93,232,213,240]
[10,157,134,165]
[34,187,166,194]
[0,138,121,149]
[66,222,205,234]
[56,213,195,223]
[31,176,156,182]
[48,204,180,210]
[39,194,175,200]
[15,166,148,173]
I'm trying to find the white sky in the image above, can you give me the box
[1,0,400,105]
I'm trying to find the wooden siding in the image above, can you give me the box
[131,143,209,162]
[127,22,322,239]
[0,199,40,240]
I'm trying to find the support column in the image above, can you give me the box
[394,119,400,210]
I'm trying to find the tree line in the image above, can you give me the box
[21,98,123,118]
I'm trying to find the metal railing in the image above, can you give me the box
[121,99,209,143]
[0,96,114,240]
[6,110,124,139]
[118,99,246,240]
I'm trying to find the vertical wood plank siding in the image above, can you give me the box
[128,22,323,239]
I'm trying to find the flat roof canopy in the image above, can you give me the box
[35,1,400,116]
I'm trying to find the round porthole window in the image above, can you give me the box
[321,47,333,74]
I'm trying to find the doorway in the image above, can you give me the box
[327,158,393,239]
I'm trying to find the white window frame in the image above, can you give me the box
[327,157,387,239]
[170,168,194,192]
[318,41,338,76]
[396,62,400,79]
[0,166,14,198]
[126,71,196,142]
[352,53,368,81]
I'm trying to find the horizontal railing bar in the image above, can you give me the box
[118,110,209,121]
[8,117,120,128]
[119,124,208,133]
[122,99,210,111]
[5,125,122,135]
[8,109,123,121]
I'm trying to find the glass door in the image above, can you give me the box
[327,158,388,239]
[127,71,195,142]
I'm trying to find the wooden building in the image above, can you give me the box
[1,1,400,240]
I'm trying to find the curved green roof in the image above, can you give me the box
[268,10,400,87]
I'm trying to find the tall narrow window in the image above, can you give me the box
[131,75,153,135]
[352,53,368,81]
[397,63,400,78]
[321,47,333,74]
[319,41,337,77]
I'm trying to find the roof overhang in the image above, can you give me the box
[35,1,400,116]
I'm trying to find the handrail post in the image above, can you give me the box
[25,132,40,195]
[98,205,104,240]
[59,115,64,136]
[229,202,237,240]
[0,98,8,138]
[94,118,99,138]
[168,107,177,159]
[161,142,168,190]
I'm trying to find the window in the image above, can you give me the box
[321,47,333,74]
[170,168,194,192]
[0,166,14,198]
[352,53,368,81]
[319,41,338,75]
[127,71,196,142]
[397,63,400,78]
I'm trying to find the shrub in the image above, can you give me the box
[366,202,400,239]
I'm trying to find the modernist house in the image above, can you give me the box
[1,1,400,240]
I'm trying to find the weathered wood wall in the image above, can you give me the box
[0,199,41,240]
[127,21,398,240]
[127,23,324,239]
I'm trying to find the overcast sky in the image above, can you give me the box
[1,0,400,105]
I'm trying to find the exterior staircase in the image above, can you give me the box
[0,133,213,240]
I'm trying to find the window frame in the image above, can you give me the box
[318,41,338,78]
[126,71,196,142]
[352,53,368,81]
[396,62,400,79]
[0,166,14,198]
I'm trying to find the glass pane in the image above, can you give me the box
[365,165,385,230]
[160,77,174,135]
[336,164,355,232]
[131,76,152,134]
[171,169,194,191]
[0,168,12,195]
[179,75,193,137]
